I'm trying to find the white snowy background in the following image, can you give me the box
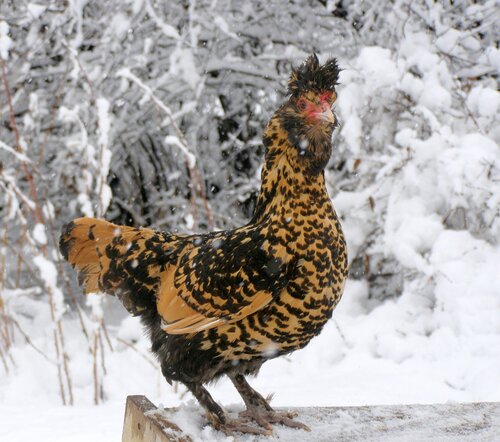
[1,1,499,441]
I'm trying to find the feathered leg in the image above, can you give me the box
[229,373,310,431]
[183,381,270,436]
[230,373,273,412]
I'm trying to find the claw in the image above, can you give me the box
[239,408,310,432]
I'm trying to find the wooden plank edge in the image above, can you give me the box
[122,395,192,442]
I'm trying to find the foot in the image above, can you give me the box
[239,408,311,432]
[212,416,273,436]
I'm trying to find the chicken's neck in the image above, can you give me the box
[251,118,333,224]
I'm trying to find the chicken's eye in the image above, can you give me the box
[297,99,307,111]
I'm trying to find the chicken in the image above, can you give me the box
[59,54,348,435]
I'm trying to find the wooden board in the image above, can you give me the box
[122,396,191,442]
[122,395,500,441]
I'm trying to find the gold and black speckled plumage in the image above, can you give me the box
[59,55,348,434]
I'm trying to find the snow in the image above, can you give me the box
[33,223,47,245]
[2,2,500,441]
[2,385,499,442]
[356,47,399,90]
[32,255,65,319]
[169,47,201,90]
[185,213,195,230]
[86,293,104,323]
[2,260,500,440]
[96,97,113,215]
[165,135,197,168]
[0,140,30,163]
[467,86,500,118]
[0,402,123,442]
[27,3,46,19]
[435,28,461,53]
[96,98,111,158]
[145,0,181,40]
[155,402,500,441]
[0,21,13,60]
[213,16,241,42]
[110,13,131,38]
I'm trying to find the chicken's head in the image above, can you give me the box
[287,53,339,128]
[275,54,340,175]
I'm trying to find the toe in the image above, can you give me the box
[270,414,310,431]
[214,418,273,436]
[239,409,273,431]
[241,408,311,432]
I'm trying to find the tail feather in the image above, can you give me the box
[59,217,164,315]
[60,218,132,293]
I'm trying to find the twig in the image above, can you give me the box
[9,315,56,364]
[1,60,46,238]
[0,229,11,351]
[98,328,107,376]
[54,327,67,405]
[35,62,70,168]
[101,319,114,352]
[0,235,45,289]
[117,68,214,229]
[333,318,348,346]
[93,331,99,405]
[43,204,90,343]
[14,227,26,289]
[116,337,158,368]
[58,318,74,405]
[0,345,8,374]
[1,58,74,406]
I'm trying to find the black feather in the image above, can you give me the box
[288,54,340,96]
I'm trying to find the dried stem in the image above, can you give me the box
[1,58,74,406]
[9,315,56,364]
[58,318,74,405]
[1,61,46,238]
[116,337,158,368]
[14,227,27,288]
[93,332,99,405]
[41,182,91,343]
[0,345,9,374]
[98,328,107,376]
[0,230,11,352]
[117,69,214,229]
[101,319,114,352]
[54,327,67,405]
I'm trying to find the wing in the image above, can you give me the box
[61,218,295,334]
[157,227,296,334]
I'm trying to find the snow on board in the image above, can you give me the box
[127,396,500,442]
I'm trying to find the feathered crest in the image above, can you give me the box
[287,54,340,96]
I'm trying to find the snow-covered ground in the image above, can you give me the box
[1,263,500,441]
